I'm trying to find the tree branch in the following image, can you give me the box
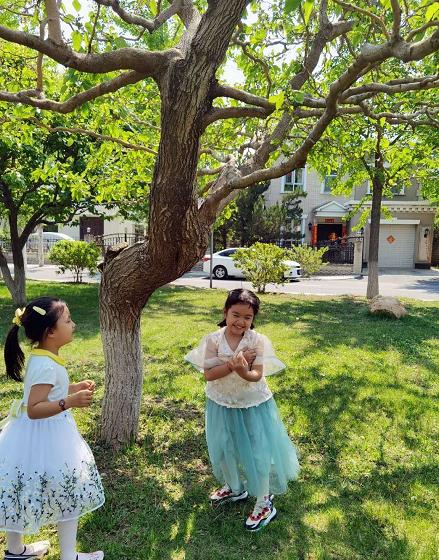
[203,13,439,205]
[197,165,225,176]
[390,0,402,40]
[0,24,175,74]
[204,106,271,125]
[45,0,63,45]
[0,71,146,113]
[25,118,158,153]
[342,74,439,102]
[406,20,439,42]
[94,0,180,32]
[212,83,273,109]
[36,19,46,92]
[332,0,390,40]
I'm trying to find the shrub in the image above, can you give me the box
[49,240,100,283]
[232,242,289,293]
[288,245,328,277]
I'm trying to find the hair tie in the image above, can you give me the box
[12,308,25,327]
[32,306,47,316]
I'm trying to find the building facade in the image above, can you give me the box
[265,167,436,269]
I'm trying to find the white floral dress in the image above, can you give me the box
[0,350,105,534]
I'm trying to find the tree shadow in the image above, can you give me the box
[77,373,427,560]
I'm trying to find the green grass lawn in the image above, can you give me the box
[0,282,438,560]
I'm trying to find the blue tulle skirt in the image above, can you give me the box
[205,398,300,497]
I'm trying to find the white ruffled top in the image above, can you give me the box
[184,327,285,408]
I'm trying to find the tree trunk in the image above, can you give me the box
[99,299,144,447]
[0,245,27,306]
[366,177,384,299]
[98,244,152,446]
[97,1,250,448]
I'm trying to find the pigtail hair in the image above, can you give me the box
[4,325,25,382]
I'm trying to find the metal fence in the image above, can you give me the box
[316,238,356,264]
[94,233,145,253]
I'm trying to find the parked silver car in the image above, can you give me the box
[202,248,301,280]
[26,232,74,251]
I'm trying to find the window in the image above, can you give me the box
[219,249,236,257]
[390,185,405,196]
[282,167,305,193]
[367,183,405,196]
[322,171,337,193]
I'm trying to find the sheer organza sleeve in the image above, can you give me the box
[253,333,286,376]
[184,332,223,372]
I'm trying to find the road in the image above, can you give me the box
[7,264,439,301]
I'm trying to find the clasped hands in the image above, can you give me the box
[226,348,256,377]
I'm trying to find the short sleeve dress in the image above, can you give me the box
[0,349,105,534]
[185,328,300,497]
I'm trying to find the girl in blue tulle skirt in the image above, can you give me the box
[185,288,299,531]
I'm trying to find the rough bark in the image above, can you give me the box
[99,291,144,446]
[97,1,250,447]
[0,250,26,306]
[367,175,384,299]
[0,211,27,306]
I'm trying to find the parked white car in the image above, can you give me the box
[26,232,74,251]
[202,248,302,280]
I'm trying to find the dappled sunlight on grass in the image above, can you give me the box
[0,283,438,559]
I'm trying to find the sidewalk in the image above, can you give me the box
[4,264,439,301]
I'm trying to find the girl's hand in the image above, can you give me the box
[76,380,95,392]
[230,352,249,377]
[68,389,94,409]
[226,359,235,373]
[242,348,256,368]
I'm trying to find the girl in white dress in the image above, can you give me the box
[185,289,299,532]
[1,297,105,560]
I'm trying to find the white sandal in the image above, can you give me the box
[75,553,104,560]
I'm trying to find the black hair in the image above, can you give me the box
[4,297,66,382]
[218,288,260,329]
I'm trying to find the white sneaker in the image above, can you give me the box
[245,496,277,531]
[210,484,248,506]
[4,541,50,559]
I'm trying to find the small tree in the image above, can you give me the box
[49,241,100,283]
[233,243,289,294]
[289,245,328,278]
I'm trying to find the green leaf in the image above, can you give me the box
[71,30,82,51]
[72,0,81,12]
[149,0,157,16]
[290,90,305,104]
[285,0,302,14]
[269,92,285,110]
[115,36,128,49]
[303,0,314,24]
[425,2,439,21]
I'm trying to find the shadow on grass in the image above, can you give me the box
[1,285,437,558]
[78,376,428,560]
